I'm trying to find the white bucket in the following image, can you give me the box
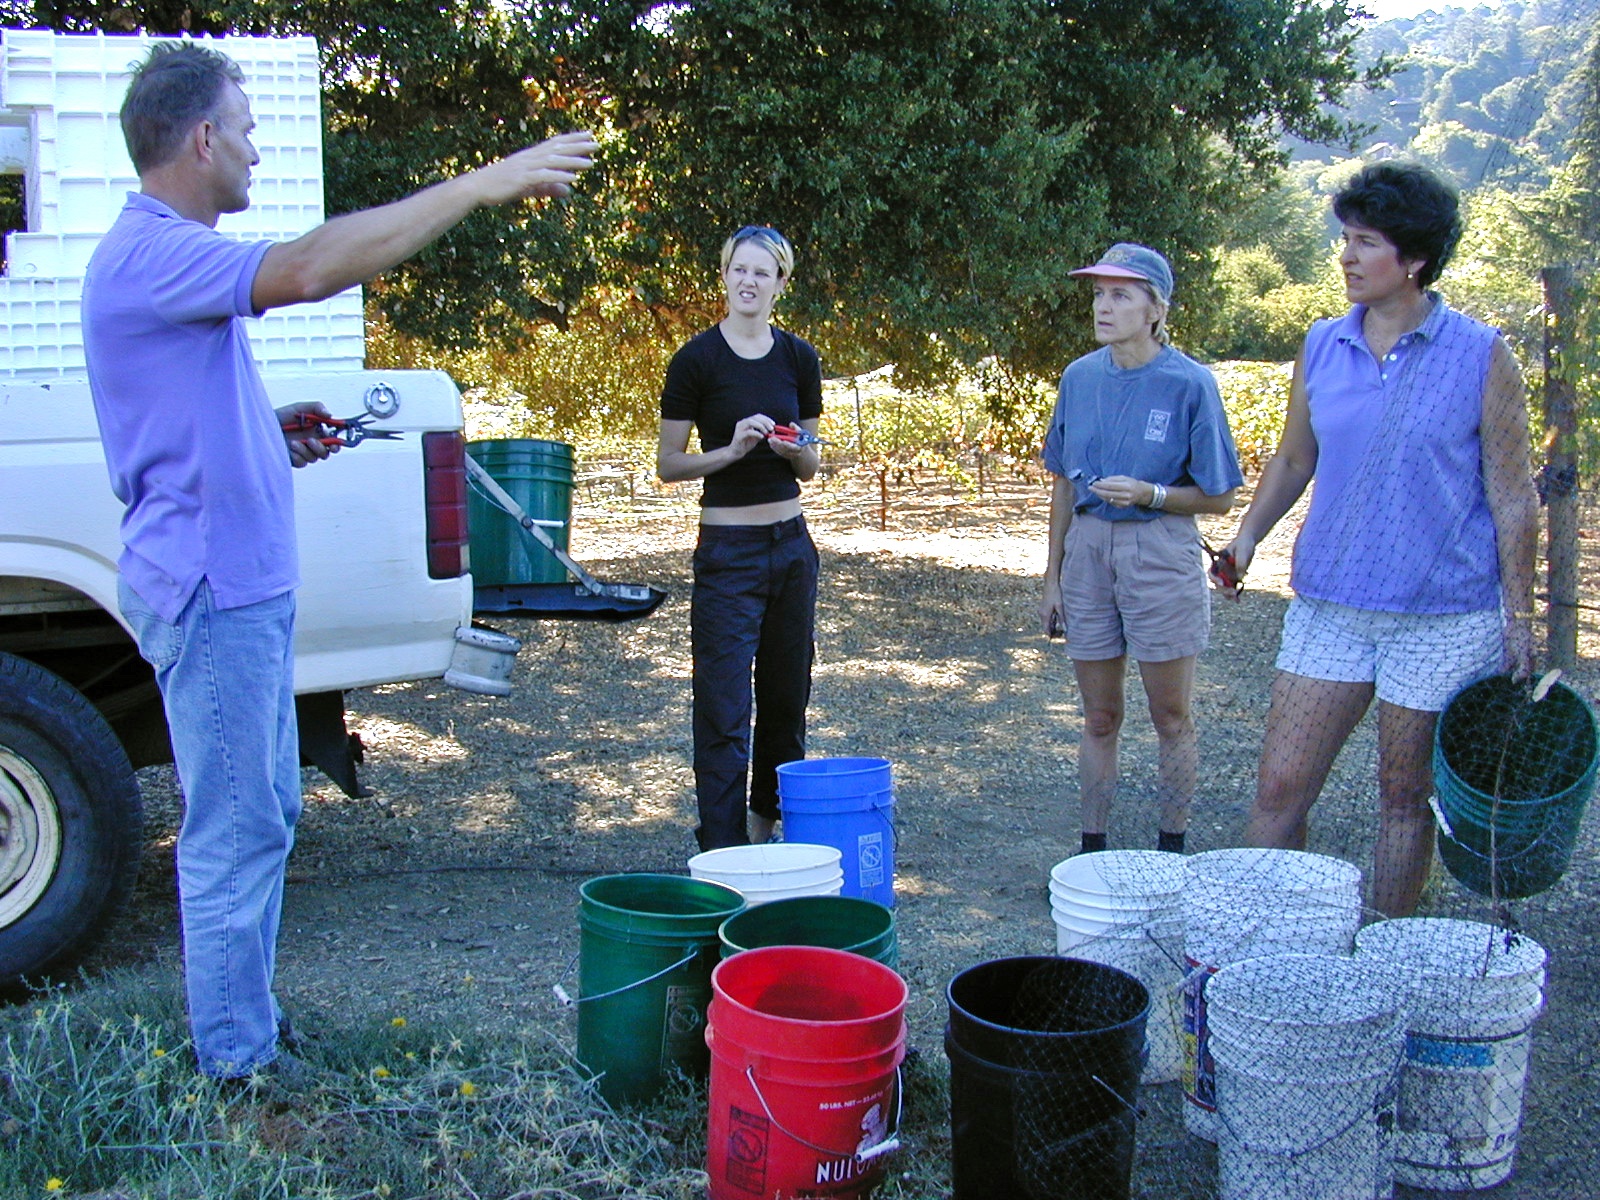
[1354,918,1547,1190]
[1050,893,1180,930]
[1050,849,1186,904]
[1181,850,1365,1141]
[1207,954,1404,1069]
[1047,853,1186,1086]
[1213,1038,1401,1200]
[688,843,844,906]
[1052,914,1185,1086]
[1184,848,1362,965]
[442,625,522,696]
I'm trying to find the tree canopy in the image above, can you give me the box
[2,0,1384,407]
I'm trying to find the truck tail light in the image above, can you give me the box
[423,432,471,579]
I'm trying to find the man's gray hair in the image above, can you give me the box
[120,42,245,174]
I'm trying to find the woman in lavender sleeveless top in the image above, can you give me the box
[1217,163,1537,916]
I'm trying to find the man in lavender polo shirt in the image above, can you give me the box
[82,41,597,1081]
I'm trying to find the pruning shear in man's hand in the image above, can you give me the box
[771,423,829,447]
[281,412,404,448]
[1203,539,1243,600]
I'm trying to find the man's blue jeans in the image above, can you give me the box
[690,517,818,850]
[119,578,301,1077]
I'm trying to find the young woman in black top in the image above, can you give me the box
[657,225,825,849]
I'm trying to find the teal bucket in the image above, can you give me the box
[777,757,896,907]
[467,438,576,586]
[717,895,899,968]
[1433,674,1598,900]
[575,873,745,1103]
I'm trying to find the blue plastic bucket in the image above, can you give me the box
[777,758,896,908]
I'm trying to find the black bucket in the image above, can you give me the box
[945,956,1150,1200]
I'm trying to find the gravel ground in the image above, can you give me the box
[93,466,1600,1199]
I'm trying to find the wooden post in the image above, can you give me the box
[1541,266,1579,670]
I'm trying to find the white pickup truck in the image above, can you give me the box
[0,31,494,988]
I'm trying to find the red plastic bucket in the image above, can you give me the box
[706,945,908,1199]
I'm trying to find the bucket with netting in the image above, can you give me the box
[1181,849,1364,1141]
[1207,954,1405,1200]
[1049,852,1186,1085]
[1432,674,1597,900]
[1354,917,1547,1190]
[689,843,844,905]
[945,956,1149,1200]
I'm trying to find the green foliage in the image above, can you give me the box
[1211,359,1295,472]
[0,972,705,1199]
[549,0,1383,384]
[1295,0,1600,187]
[0,173,21,271]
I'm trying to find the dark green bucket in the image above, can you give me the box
[1434,674,1598,900]
[575,873,744,1103]
[467,438,576,586]
[717,894,898,969]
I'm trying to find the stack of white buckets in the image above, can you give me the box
[1050,850,1186,1084]
[1355,917,1547,1191]
[1181,848,1366,1144]
[688,843,844,905]
[1048,847,1549,1198]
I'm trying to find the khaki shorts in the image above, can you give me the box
[1058,511,1210,662]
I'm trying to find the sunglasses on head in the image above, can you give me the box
[734,224,785,245]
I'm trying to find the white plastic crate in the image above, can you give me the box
[0,31,365,378]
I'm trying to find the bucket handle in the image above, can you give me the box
[1091,1074,1142,1118]
[742,1063,903,1164]
[551,947,702,1008]
[1214,1051,1402,1161]
[1427,793,1458,841]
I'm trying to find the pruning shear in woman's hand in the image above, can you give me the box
[771,423,829,447]
[1203,539,1243,600]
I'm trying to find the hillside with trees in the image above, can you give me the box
[1309,0,1600,187]
[1204,1,1599,368]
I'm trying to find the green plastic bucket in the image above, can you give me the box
[467,438,575,586]
[717,895,899,968]
[575,873,745,1103]
[1433,674,1598,900]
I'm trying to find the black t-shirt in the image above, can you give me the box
[660,325,824,508]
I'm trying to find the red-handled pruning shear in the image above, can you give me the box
[281,412,404,448]
[1203,539,1243,599]
[771,423,829,447]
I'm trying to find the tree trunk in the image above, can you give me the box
[1541,266,1580,670]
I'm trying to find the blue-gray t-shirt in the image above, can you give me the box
[83,193,293,623]
[1041,345,1243,521]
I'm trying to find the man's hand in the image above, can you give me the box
[276,401,338,468]
[472,131,601,206]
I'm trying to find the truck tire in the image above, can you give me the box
[0,651,144,991]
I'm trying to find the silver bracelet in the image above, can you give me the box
[1149,482,1167,510]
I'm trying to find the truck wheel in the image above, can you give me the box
[0,651,144,991]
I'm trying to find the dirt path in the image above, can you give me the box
[95,472,1600,1199]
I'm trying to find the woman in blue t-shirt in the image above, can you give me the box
[1039,244,1243,857]
[1216,163,1536,917]
[657,225,825,850]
